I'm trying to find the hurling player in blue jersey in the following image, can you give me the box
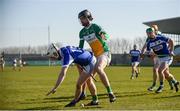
[46,43,99,107]
[141,25,173,91]
[129,44,141,79]
[146,28,179,93]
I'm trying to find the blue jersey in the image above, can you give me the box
[129,50,141,62]
[146,35,170,57]
[145,33,162,43]
[59,46,93,67]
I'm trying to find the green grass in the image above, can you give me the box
[0,66,180,110]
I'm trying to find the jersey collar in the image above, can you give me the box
[84,23,92,29]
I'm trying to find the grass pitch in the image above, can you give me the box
[0,66,180,110]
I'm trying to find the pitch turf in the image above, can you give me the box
[0,66,180,110]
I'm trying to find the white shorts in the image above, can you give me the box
[82,56,96,74]
[157,56,173,67]
[96,52,111,66]
[1,63,5,67]
[19,64,23,67]
[13,64,17,67]
[153,56,159,68]
[131,62,140,66]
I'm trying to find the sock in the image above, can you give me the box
[106,86,113,94]
[152,81,156,87]
[168,80,173,87]
[92,95,98,101]
[160,81,164,87]
[71,99,77,104]
[81,91,85,96]
[171,79,177,84]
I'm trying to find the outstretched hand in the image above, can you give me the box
[46,88,56,96]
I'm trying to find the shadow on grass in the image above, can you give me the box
[20,95,74,105]
[23,96,103,110]
[24,105,62,110]
[44,95,74,100]
[21,91,156,110]
[79,91,156,101]
[153,94,180,99]
[24,104,103,110]
[118,91,155,98]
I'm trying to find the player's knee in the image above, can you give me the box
[158,69,164,74]
[96,66,103,73]
[164,74,169,79]
[86,78,91,85]
[133,66,136,70]
[153,68,158,74]
[76,83,82,89]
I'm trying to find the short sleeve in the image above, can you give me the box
[160,36,169,42]
[60,48,74,67]
[93,23,110,39]
[79,30,85,48]
[129,50,132,55]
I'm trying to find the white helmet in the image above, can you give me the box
[47,43,59,58]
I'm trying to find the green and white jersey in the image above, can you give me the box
[79,23,110,57]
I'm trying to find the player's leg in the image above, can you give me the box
[164,57,179,91]
[164,68,179,92]
[65,71,91,107]
[75,72,91,101]
[131,63,135,79]
[13,64,17,71]
[164,70,174,90]
[148,57,159,91]
[156,62,167,93]
[76,64,86,100]
[137,64,140,74]
[19,64,23,71]
[65,57,99,107]
[86,77,99,105]
[134,62,140,78]
[13,65,15,70]
[0,64,2,71]
[148,66,158,91]
[2,63,4,71]
[95,53,116,102]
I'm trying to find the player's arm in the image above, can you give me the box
[79,40,84,48]
[100,32,110,40]
[46,66,68,96]
[141,43,147,54]
[79,31,85,48]
[168,38,174,56]
[140,42,148,59]
[146,43,156,57]
[161,36,174,56]
[94,24,110,40]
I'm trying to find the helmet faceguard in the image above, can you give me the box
[78,9,93,27]
[47,43,60,59]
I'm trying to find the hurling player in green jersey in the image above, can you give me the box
[77,9,116,103]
